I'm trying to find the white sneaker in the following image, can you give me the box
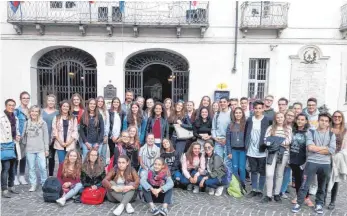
[56,197,66,207]
[29,185,37,192]
[18,176,28,185]
[126,203,135,214]
[113,204,125,216]
[187,184,193,191]
[193,185,199,193]
[14,176,20,186]
[208,188,215,195]
[215,186,224,196]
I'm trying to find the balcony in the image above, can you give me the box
[240,1,289,37]
[341,4,347,38]
[7,1,209,37]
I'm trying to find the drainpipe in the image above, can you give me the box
[232,1,239,73]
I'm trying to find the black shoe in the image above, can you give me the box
[246,191,257,198]
[274,195,282,202]
[8,187,19,194]
[328,202,335,210]
[2,190,11,198]
[261,196,272,203]
[256,192,263,198]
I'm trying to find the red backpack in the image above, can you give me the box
[81,187,106,205]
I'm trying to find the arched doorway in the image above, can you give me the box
[125,50,189,102]
[37,48,97,105]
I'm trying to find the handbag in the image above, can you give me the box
[0,141,17,160]
[173,124,194,139]
[81,187,106,205]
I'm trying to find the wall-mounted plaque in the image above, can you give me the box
[104,84,117,100]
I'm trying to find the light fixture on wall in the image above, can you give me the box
[68,71,75,77]
[269,44,278,51]
[168,75,176,82]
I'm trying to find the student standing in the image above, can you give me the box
[292,113,336,214]
[245,100,270,198]
[42,94,59,176]
[121,91,134,113]
[263,95,275,121]
[96,96,110,163]
[192,107,213,149]
[70,93,84,125]
[240,97,250,118]
[123,102,146,145]
[145,103,169,147]
[108,97,124,158]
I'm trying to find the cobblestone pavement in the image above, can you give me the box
[1,179,347,216]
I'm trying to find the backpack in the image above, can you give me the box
[42,177,62,202]
[227,174,246,198]
[81,187,106,205]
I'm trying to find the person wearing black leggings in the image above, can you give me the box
[289,113,312,206]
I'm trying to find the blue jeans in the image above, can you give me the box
[172,170,182,181]
[197,175,228,189]
[56,150,67,164]
[280,166,291,194]
[180,170,198,185]
[63,182,83,200]
[100,143,107,164]
[26,152,47,186]
[231,149,246,183]
[81,142,103,159]
[214,142,232,175]
[1,159,16,191]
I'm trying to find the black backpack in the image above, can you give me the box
[42,177,62,202]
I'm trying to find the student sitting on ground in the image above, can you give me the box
[180,142,205,193]
[198,140,228,196]
[102,155,139,216]
[56,150,83,207]
[160,138,181,183]
[140,157,174,216]
[81,150,106,193]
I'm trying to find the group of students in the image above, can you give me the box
[0,91,345,215]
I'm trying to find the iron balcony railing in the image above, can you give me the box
[341,4,347,31]
[240,1,289,29]
[7,1,209,27]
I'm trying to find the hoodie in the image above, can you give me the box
[304,108,320,130]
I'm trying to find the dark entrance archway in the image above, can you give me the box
[37,47,97,105]
[125,50,189,102]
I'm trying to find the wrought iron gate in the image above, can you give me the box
[37,48,97,105]
[125,51,189,102]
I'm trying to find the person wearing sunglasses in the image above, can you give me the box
[198,140,228,196]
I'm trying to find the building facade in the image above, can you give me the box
[1,1,347,112]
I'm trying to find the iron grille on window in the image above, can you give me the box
[65,1,76,9]
[50,1,63,8]
[248,58,269,100]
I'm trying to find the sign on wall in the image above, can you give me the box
[214,90,230,101]
[289,45,330,106]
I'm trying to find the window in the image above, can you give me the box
[247,58,269,99]
[65,1,76,9]
[50,1,63,8]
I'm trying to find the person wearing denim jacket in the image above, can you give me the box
[122,102,146,145]
[14,91,31,185]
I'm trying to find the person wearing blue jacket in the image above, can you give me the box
[140,157,174,216]
[122,102,146,145]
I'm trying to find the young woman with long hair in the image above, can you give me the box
[195,96,212,119]
[52,100,79,164]
[70,93,85,125]
[79,98,105,159]
[56,150,83,207]
[96,96,110,163]
[140,157,174,216]
[164,98,175,139]
[81,150,106,192]
[325,111,347,210]
[126,126,140,170]
[198,140,228,196]
[145,102,169,147]
[185,101,196,123]
[42,94,59,176]
[160,138,181,182]
[102,155,139,216]
[123,102,146,145]
[108,97,124,158]
[144,98,155,119]
[23,105,49,192]
[180,142,205,193]
[212,102,220,117]
[226,107,246,183]
[262,112,292,203]
[192,107,213,149]
[14,91,31,185]
[289,113,311,206]
[171,101,193,157]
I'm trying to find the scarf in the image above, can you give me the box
[141,144,157,169]
[4,110,16,139]
[26,119,45,137]
[148,169,167,187]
